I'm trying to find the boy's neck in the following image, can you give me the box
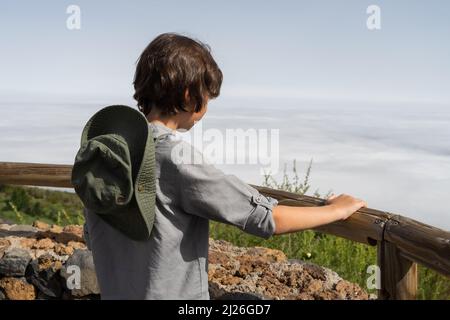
[146,109,182,131]
[145,103,201,131]
[147,118,179,131]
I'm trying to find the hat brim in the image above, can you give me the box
[81,105,156,241]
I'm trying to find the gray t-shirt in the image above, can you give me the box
[83,122,278,300]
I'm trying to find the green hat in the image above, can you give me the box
[71,105,156,241]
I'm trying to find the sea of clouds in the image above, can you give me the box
[1,96,449,229]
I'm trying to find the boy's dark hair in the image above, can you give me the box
[133,33,223,116]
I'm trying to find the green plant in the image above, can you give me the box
[0,185,84,226]
[263,159,332,198]
[56,210,62,225]
[75,210,85,225]
[9,188,31,212]
[7,200,24,224]
[61,208,73,224]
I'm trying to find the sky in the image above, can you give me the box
[0,0,449,103]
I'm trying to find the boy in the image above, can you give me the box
[83,33,367,299]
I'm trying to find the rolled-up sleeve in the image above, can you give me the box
[174,142,278,239]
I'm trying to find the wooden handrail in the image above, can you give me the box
[0,162,72,188]
[0,161,449,300]
[251,185,450,278]
[251,185,392,245]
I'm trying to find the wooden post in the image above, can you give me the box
[377,240,418,299]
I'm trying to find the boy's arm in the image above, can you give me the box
[272,194,367,235]
[171,140,367,238]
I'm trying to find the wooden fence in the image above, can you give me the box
[0,161,449,300]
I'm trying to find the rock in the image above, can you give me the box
[245,247,287,263]
[215,291,265,300]
[9,225,38,233]
[49,225,63,233]
[33,238,55,250]
[63,225,83,238]
[36,228,84,245]
[0,277,36,300]
[0,247,32,276]
[9,225,39,237]
[67,241,86,250]
[57,232,84,245]
[26,254,63,298]
[34,249,51,259]
[60,249,99,297]
[0,224,12,231]
[19,238,37,249]
[208,239,369,300]
[0,239,11,259]
[1,225,38,238]
[54,243,74,256]
[33,221,50,231]
[334,280,368,300]
[0,223,369,300]
[0,240,10,247]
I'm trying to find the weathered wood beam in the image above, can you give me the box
[252,185,391,245]
[383,215,450,277]
[377,240,418,300]
[0,162,73,188]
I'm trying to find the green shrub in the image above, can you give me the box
[0,185,84,226]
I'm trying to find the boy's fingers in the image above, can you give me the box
[325,194,337,204]
[358,200,367,207]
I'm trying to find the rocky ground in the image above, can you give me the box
[0,221,369,300]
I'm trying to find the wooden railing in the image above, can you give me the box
[0,161,449,300]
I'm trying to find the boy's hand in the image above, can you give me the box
[325,194,367,220]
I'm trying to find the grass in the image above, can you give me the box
[0,160,448,299]
[0,184,84,226]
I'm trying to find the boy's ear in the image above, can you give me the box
[183,89,196,112]
[184,89,190,103]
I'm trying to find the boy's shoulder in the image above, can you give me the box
[159,137,207,168]
[149,123,207,168]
